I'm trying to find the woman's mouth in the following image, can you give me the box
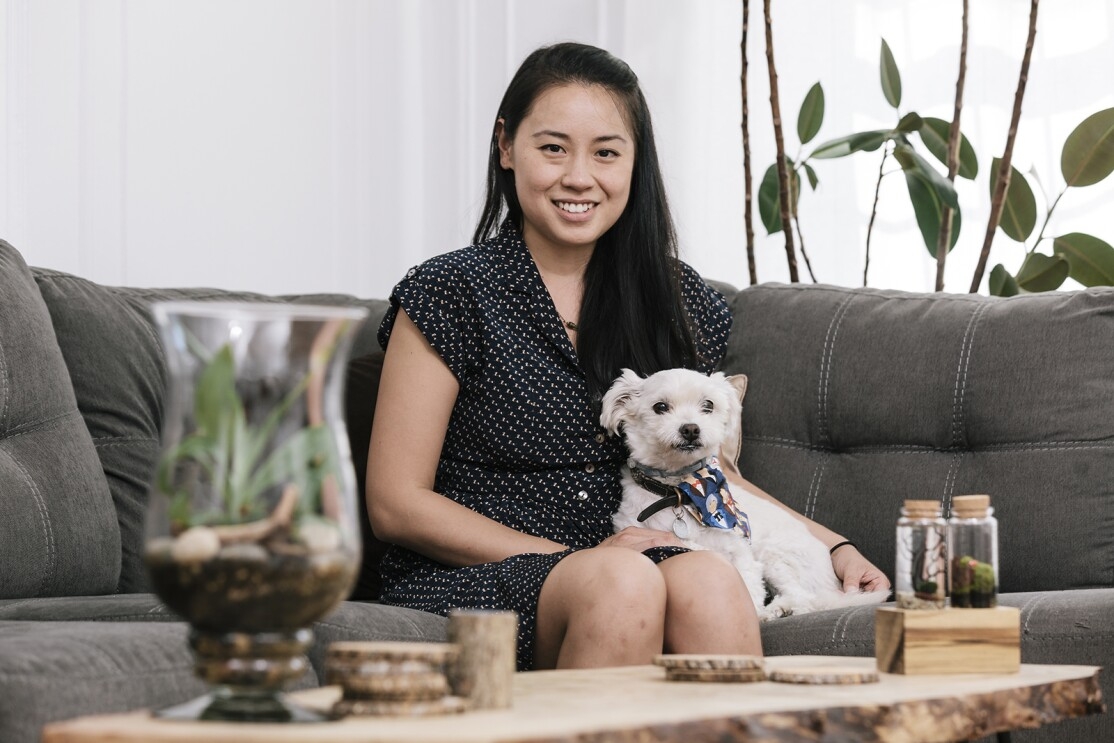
[555,201,595,214]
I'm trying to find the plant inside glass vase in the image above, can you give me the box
[145,315,361,722]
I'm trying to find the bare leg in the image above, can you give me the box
[657,550,763,656]
[535,547,667,669]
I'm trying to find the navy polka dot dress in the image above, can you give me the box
[376,222,732,670]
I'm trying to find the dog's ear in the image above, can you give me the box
[719,373,748,474]
[599,368,642,436]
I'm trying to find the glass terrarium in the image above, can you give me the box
[145,301,367,722]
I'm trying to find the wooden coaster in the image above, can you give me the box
[332,695,469,717]
[664,667,767,683]
[654,654,765,682]
[767,665,880,685]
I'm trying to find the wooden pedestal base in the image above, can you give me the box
[875,606,1021,675]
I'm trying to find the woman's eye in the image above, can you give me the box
[652,402,670,415]
[597,149,619,158]
[701,400,714,413]
[541,144,563,154]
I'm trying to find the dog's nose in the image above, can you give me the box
[680,423,700,442]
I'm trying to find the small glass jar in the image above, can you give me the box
[948,494,999,608]
[895,500,948,609]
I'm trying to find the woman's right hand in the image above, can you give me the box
[599,526,688,551]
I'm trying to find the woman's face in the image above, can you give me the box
[498,83,635,258]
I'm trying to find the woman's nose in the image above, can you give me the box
[561,155,594,189]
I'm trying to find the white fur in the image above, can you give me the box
[601,368,888,621]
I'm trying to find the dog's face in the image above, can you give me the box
[600,368,747,472]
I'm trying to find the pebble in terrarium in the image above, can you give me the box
[894,500,948,609]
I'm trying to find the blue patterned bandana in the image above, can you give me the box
[675,457,752,542]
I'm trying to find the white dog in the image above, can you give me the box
[601,368,888,621]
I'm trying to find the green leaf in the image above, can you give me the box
[1061,107,1114,187]
[917,117,978,179]
[797,82,825,145]
[894,143,959,209]
[1053,232,1114,286]
[803,162,819,190]
[903,167,961,258]
[989,264,1020,297]
[757,163,800,234]
[810,130,890,159]
[989,158,1037,242]
[880,39,902,109]
[895,112,923,133]
[1016,252,1070,292]
[194,345,239,439]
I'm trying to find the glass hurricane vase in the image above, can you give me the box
[146,301,367,722]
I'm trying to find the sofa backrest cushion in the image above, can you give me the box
[31,266,388,593]
[0,241,121,597]
[723,282,1114,594]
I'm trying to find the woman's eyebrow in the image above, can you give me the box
[530,129,629,144]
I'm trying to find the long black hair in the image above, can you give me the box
[473,42,700,401]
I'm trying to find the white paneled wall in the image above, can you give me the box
[3,0,1114,297]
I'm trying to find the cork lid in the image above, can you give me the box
[903,499,942,518]
[952,494,991,517]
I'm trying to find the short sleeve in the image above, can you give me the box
[679,263,732,374]
[377,258,480,381]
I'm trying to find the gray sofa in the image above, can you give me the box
[0,237,1109,742]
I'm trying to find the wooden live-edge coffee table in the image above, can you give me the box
[41,656,1105,743]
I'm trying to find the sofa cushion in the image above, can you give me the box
[723,283,1114,595]
[31,267,388,592]
[0,241,120,598]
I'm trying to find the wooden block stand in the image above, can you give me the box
[875,606,1021,675]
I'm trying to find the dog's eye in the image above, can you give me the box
[701,400,714,413]
[652,402,670,415]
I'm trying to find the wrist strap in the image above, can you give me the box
[829,539,856,556]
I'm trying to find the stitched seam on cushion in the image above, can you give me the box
[0,409,82,441]
[951,302,986,448]
[805,454,826,521]
[744,437,1114,453]
[942,450,963,510]
[0,333,8,433]
[816,293,856,447]
[0,663,196,681]
[93,439,160,449]
[1022,593,1050,634]
[3,452,57,596]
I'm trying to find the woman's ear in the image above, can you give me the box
[496,119,513,170]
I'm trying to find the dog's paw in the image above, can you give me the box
[757,603,793,622]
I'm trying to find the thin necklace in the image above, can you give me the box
[558,313,579,332]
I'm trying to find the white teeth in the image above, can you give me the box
[557,201,593,214]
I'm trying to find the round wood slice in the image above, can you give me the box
[768,665,880,685]
[332,695,468,718]
[653,654,764,671]
[664,667,767,683]
[327,641,459,664]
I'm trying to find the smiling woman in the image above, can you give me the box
[364,40,889,675]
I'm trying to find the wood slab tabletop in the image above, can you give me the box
[41,655,1105,743]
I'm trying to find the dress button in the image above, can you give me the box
[406,267,417,278]
[584,463,596,474]
[576,491,589,501]
[594,433,606,444]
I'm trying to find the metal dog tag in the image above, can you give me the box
[672,516,689,540]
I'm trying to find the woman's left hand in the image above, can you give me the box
[831,547,891,594]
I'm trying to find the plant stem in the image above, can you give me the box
[792,212,818,282]
[864,143,891,287]
[936,0,970,292]
[764,0,799,282]
[970,0,1040,293]
[741,0,757,285]
[1028,187,1066,256]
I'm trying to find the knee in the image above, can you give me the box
[566,546,668,611]
[662,550,749,597]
